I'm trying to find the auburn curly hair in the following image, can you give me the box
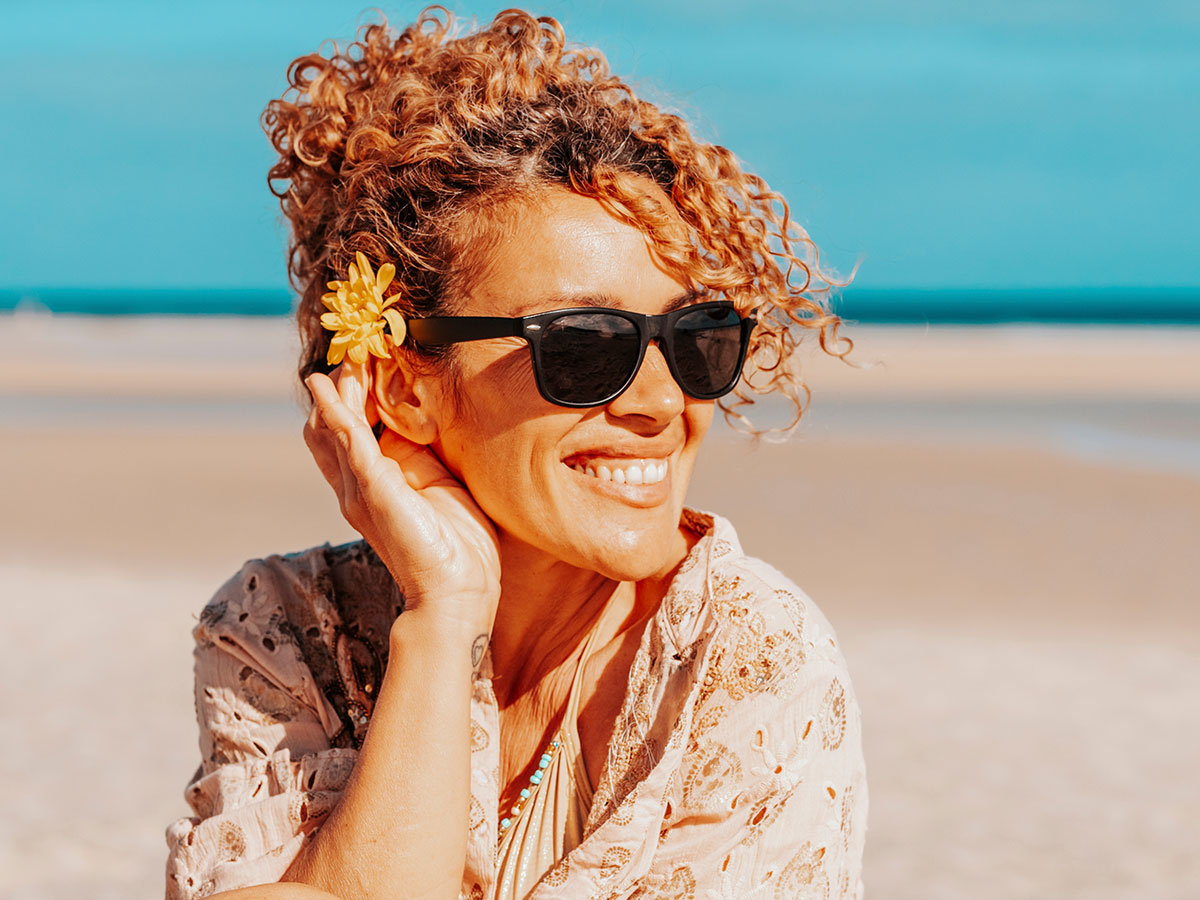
[262,6,851,434]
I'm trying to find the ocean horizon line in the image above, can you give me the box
[2,286,1198,325]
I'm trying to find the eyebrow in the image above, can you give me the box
[511,290,702,316]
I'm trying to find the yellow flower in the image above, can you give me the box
[319,251,407,366]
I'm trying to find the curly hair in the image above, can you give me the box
[262,6,852,435]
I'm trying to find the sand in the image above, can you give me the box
[1,312,1198,900]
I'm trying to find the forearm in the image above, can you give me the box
[281,609,480,900]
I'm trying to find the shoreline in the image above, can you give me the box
[5,313,1200,396]
[5,314,1199,479]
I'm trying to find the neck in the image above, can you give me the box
[486,533,683,709]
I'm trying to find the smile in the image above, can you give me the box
[567,457,669,485]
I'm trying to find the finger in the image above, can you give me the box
[307,374,377,518]
[303,397,346,494]
[377,429,454,492]
[332,428,362,518]
[332,359,370,423]
[307,372,397,492]
[308,372,374,447]
[308,373,454,546]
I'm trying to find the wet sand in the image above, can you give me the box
[1,314,1198,900]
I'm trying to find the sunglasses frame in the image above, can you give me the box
[406,300,758,408]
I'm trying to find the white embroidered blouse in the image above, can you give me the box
[165,508,867,900]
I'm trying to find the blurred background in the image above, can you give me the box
[1,1,1197,899]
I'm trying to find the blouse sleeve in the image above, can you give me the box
[631,589,868,900]
[164,562,361,900]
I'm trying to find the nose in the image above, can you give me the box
[605,341,685,424]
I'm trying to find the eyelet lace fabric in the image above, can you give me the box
[165,509,867,900]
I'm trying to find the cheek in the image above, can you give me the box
[466,343,536,399]
[437,382,571,517]
[456,430,572,551]
[438,351,537,444]
[682,401,716,457]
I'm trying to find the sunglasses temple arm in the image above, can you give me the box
[406,316,528,345]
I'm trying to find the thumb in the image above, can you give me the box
[378,429,457,492]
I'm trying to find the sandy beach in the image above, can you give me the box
[1,312,1198,900]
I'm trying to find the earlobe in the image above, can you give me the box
[370,356,441,446]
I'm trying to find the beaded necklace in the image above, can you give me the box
[496,602,607,843]
[498,736,561,838]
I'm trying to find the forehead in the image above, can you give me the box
[454,187,692,318]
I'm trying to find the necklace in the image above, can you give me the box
[498,737,561,839]
[496,602,609,842]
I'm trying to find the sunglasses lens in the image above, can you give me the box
[672,306,745,396]
[539,312,641,404]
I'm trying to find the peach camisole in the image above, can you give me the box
[493,622,600,900]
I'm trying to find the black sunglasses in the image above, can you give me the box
[405,300,757,408]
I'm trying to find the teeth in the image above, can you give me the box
[570,459,669,485]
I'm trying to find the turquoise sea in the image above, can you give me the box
[2,288,1198,325]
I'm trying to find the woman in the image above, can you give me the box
[165,8,866,900]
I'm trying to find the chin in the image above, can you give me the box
[574,517,685,583]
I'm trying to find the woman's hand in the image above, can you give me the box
[303,361,501,638]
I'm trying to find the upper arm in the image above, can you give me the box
[166,561,360,900]
[192,631,334,775]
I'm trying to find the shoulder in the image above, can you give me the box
[690,509,848,674]
[683,510,861,768]
[194,539,403,749]
[197,539,402,644]
[655,532,869,900]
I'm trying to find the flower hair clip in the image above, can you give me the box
[320,251,407,365]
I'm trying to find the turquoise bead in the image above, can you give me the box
[530,772,542,784]
[520,788,531,799]
[500,817,511,829]
[538,757,550,769]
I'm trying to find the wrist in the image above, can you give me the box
[389,609,493,682]
[389,604,493,658]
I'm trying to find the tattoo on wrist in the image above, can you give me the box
[471,634,489,670]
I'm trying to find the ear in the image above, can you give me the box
[369,354,443,446]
